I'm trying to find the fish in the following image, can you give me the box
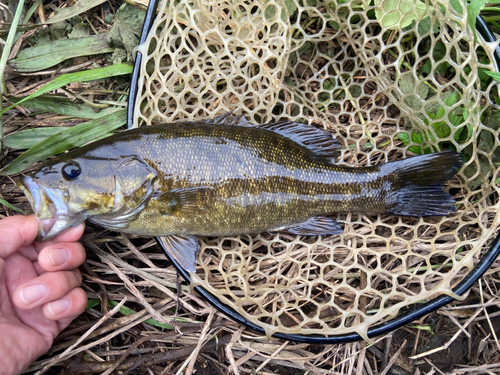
[17,114,463,272]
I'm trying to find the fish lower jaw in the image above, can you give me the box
[37,214,83,241]
[38,215,67,241]
[38,216,60,239]
[17,176,79,241]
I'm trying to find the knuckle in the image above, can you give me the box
[50,271,81,294]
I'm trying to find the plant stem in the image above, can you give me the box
[482,15,500,22]
[481,7,500,13]
[0,0,26,153]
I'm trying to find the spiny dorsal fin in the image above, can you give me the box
[208,112,252,126]
[260,120,341,161]
[209,113,341,160]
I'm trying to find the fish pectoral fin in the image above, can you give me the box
[158,235,199,273]
[259,121,341,161]
[155,186,214,215]
[283,216,343,236]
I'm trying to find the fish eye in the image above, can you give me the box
[62,162,81,181]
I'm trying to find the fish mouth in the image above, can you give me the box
[17,176,84,241]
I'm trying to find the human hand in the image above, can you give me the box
[0,215,87,375]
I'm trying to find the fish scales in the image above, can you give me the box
[80,123,383,236]
[17,116,463,272]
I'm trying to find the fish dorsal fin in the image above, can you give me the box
[209,113,340,160]
[260,121,341,160]
[283,216,343,236]
[208,112,252,126]
[159,235,199,272]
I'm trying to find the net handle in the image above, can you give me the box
[128,6,500,343]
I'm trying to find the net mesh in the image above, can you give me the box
[132,0,500,339]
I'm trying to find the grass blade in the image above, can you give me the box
[0,108,127,175]
[9,33,114,72]
[9,95,125,119]
[2,127,66,149]
[108,300,174,330]
[86,298,101,310]
[0,197,26,214]
[467,0,488,40]
[45,0,109,24]
[485,70,500,82]
[0,63,133,115]
[0,0,26,152]
[0,1,25,85]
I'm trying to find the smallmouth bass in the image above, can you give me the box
[17,114,463,272]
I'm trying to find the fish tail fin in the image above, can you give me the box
[381,151,463,217]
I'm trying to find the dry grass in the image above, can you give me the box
[1,1,500,374]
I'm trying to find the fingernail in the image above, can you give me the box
[49,248,69,266]
[20,284,47,305]
[48,298,70,316]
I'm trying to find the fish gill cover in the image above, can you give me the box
[131,0,500,339]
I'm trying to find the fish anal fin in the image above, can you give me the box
[159,235,199,273]
[283,216,343,236]
[259,121,341,161]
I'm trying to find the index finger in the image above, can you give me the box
[39,223,86,248]
[0,216,85,260]
[29,223,86,263]
[0,215,39,259]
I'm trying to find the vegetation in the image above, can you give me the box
[1,1,500,374]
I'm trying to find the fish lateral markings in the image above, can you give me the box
[17,115,463,272]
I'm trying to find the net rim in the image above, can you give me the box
[127,3,500,343]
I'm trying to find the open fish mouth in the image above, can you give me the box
[17,176,84,241]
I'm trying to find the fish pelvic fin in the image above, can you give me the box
[381,151,463,216]
[158,235,199,273]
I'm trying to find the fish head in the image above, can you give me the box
[18,153,158,241]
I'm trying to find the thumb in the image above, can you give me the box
[0,216,39,259]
